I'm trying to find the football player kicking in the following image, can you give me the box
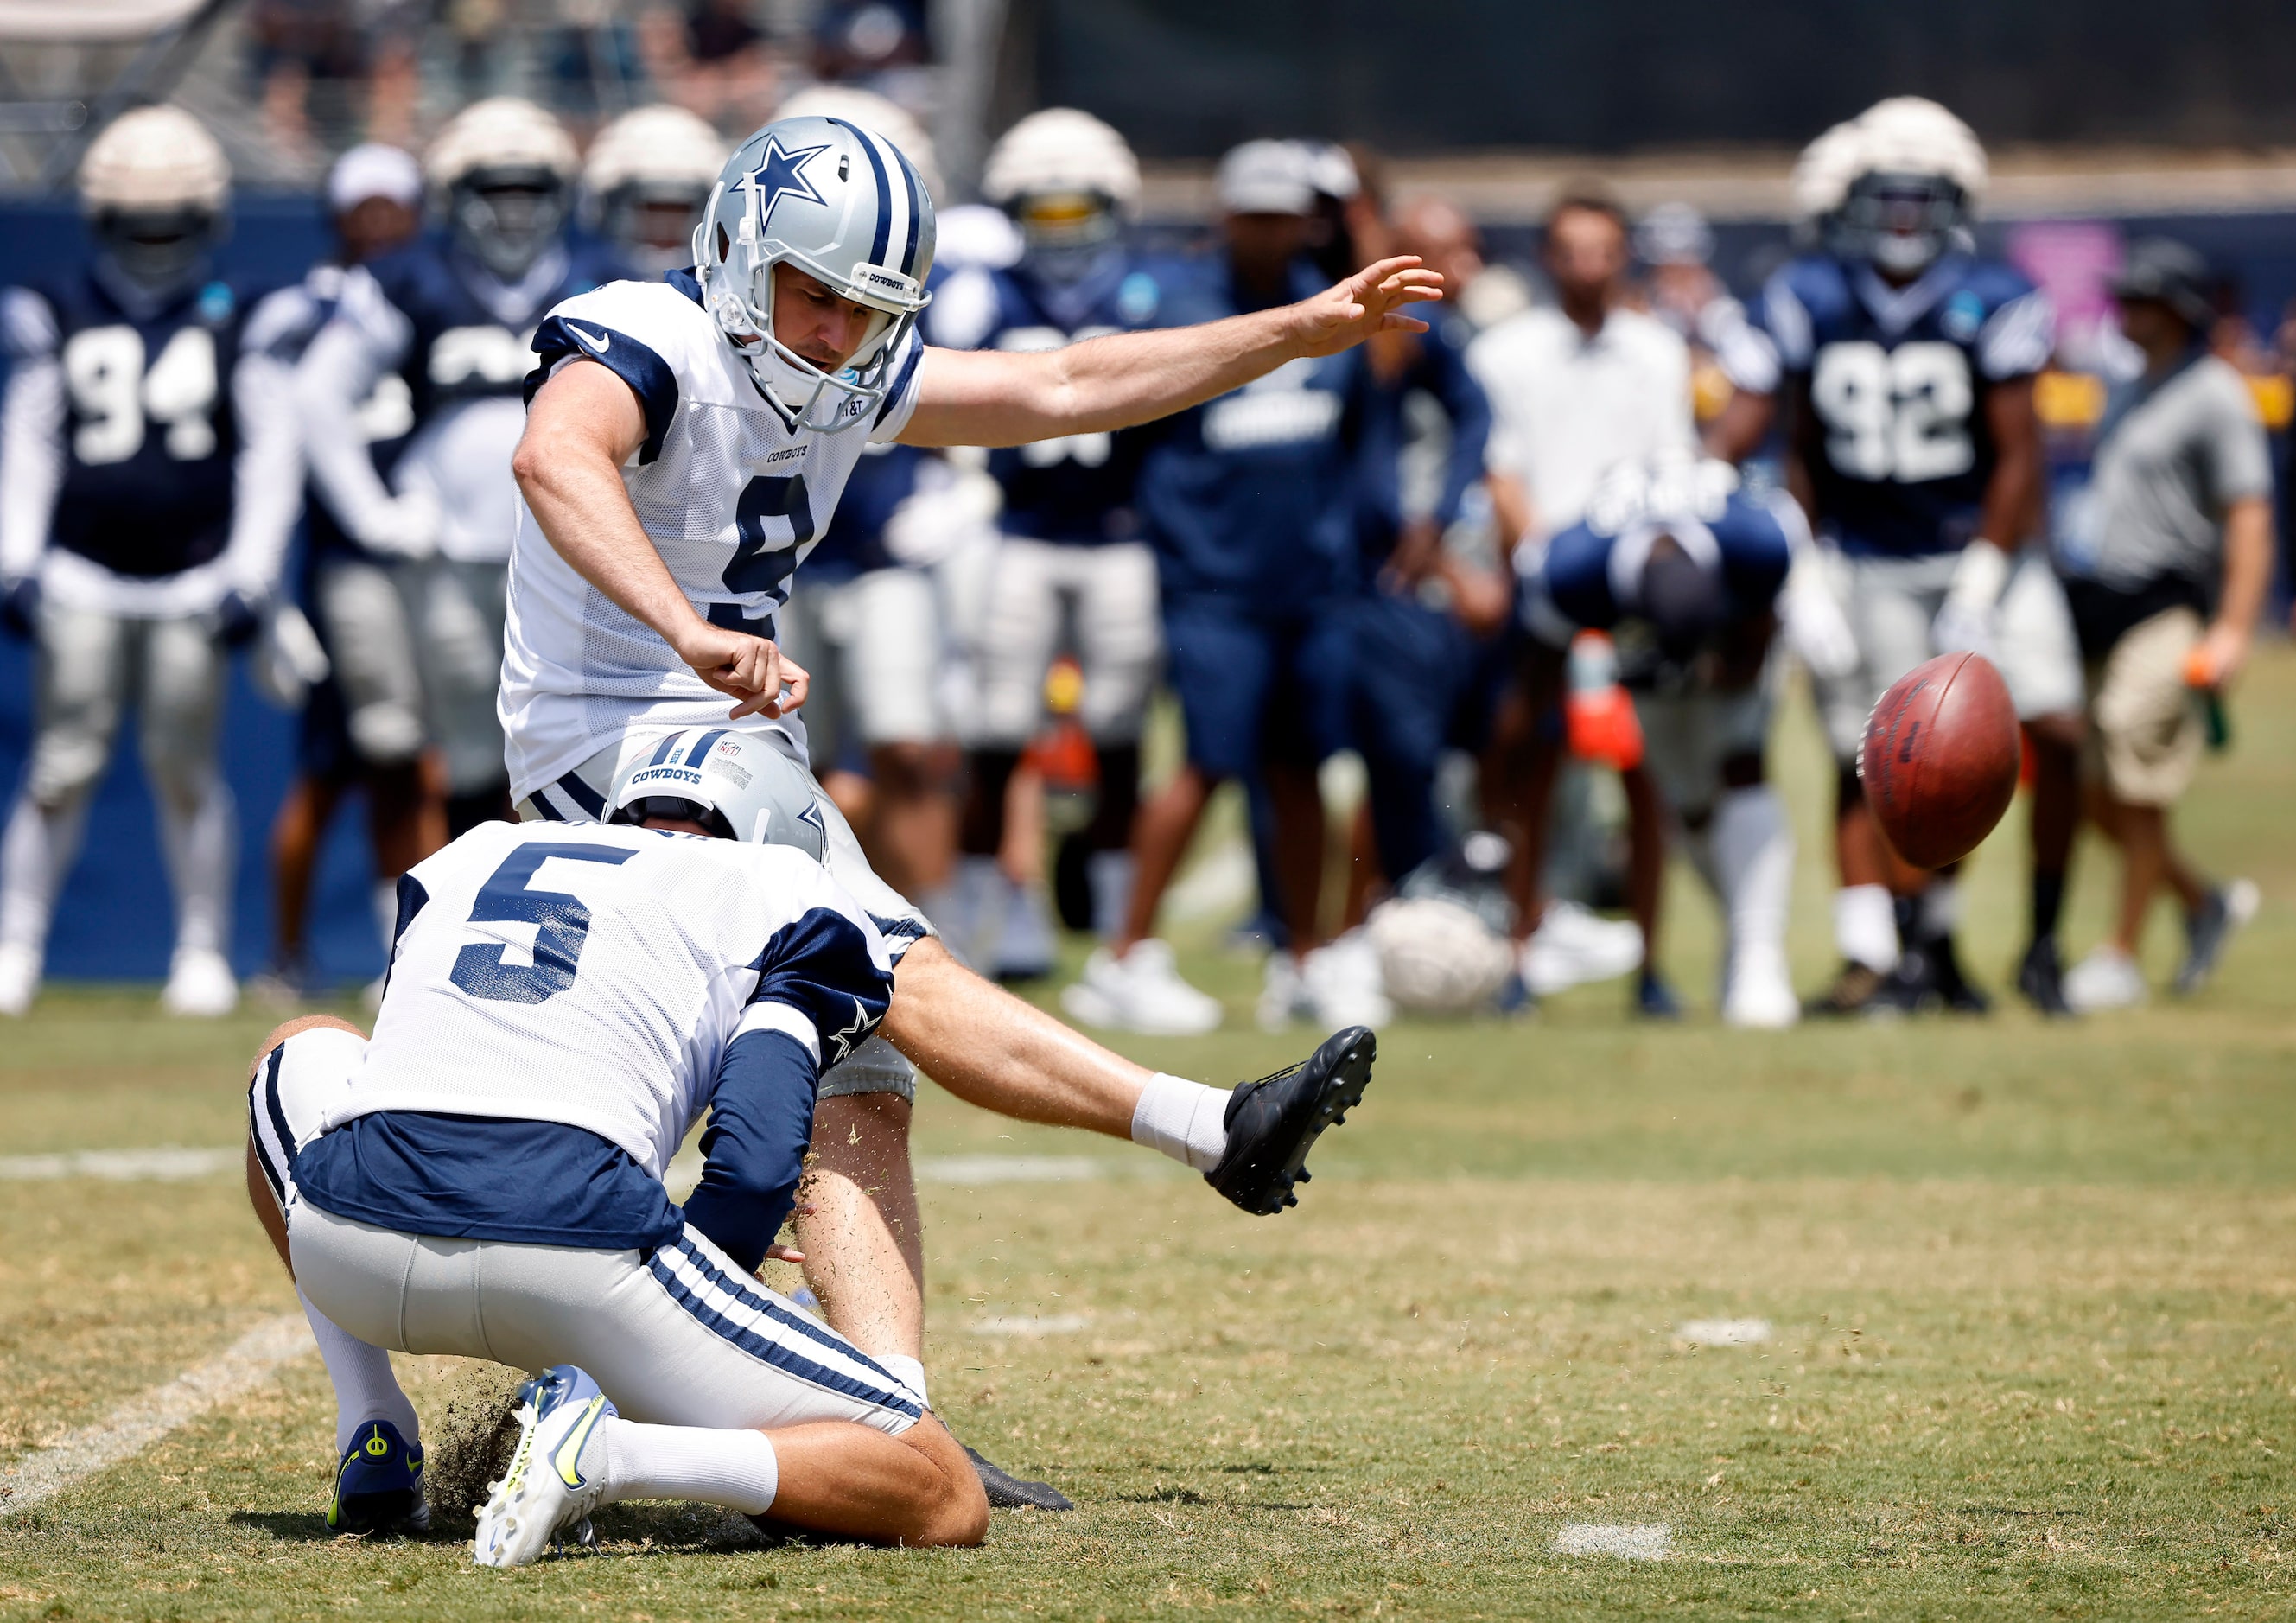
[1715,98,2085,1015]
[245,732,988,1561]
[489,111,1426,1504]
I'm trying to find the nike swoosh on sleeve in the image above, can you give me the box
[574,326,611,354]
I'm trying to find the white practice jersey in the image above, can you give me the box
[499,274,925,803]
[325,819,895,1178]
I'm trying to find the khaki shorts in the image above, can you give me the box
[2083,607,2205,807]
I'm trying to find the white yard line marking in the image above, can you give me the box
[974,1314,1091,1338]
[1554,1523,1671,1559]
[1676,1317,1773,1346]
[918,1155,1113,1185]
[0,1313,310,1518]
[0,1147,239,1182]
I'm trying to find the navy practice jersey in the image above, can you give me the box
[925,249,1164,546]
[805,438,929,582]
[1350,308,1490,587]
[1526,460,1797,645]
[6,266,258,578]
[1756,251,2053,557]
[1133,256,1363,609]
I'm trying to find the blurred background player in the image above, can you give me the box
[296,97,626,838]
[929,108,1163,983]
[0,107,302,1018]
[766,86,970,913]
[1468,183,1694,1014]
[1067,140,1369,1035]
[1516,458,1816,1026]
[580,104,728,277]
[2053,238,2269,1009]
[250,143,438,1002]
[1325,155,1502,933]
[1724,98,2082,1015]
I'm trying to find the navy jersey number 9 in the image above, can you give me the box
[722,474,814,603]
[450,842,636,1004]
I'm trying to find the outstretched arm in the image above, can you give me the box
[897,256,1443,449]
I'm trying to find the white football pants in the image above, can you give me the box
[0,602,232,961]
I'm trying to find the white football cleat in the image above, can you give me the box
[474,1365,616,1569]
[1301,932,1393,1031]
[161,946,238,1017]
[1519,901,1644,996]
[0,941,39,1017]
[2064,945,2146,1012]
[1060,939,1223,1035]
[1721,946,1800,1029]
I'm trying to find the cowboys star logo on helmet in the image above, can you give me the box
[733,135,832,233]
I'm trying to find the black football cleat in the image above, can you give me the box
[1803,959,1886,1018]
[964,1444,1074,1511]
[1927,932,1992,1015]
[1206,1026,1375,1216]
[1864,945,1939,1016]
[2016,937,2073,1017]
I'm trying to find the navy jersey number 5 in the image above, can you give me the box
[450,843,636,1004]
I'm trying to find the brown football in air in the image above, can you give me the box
[1860,652,2021,869]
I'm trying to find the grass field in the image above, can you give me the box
[3,652,2294,1620]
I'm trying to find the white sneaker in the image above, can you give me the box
[1301,931,1393,1029]
[474,1365,615,1569]
[1256,951,1305,1031]
[1721,946,1800,1028]
[1059,939,1223,1035]
[0,941,39,1017]
[161,947,238,1017]
[1520,901,1644,996]
[2064,945,2146,1012]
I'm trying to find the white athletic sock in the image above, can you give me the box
[593,1416,779,1515]
[1921,877,1961,940]
[1714,787,1794,959]
[297,1287,418,1454]
[372,879,400,958]
[1834,884,1898,973]
[1130,1072,1229,1172]
[1086,850,1135,942]
[877,1352,929,1409]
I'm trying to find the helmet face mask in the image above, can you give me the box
[94,205,220,291]
[1833,170,1968,278]
[695,115,935,435]
[451,165,569,278]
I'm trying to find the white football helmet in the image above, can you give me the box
[1834,97,1988,277]
[426,97,578,279]
[983,108,1139,258]
[583,105,728,275]
[79,106,231,290]
[607,728,828,861]
[693,113,935,433]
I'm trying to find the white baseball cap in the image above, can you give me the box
[1216,139,1318,216]
[328,143,423,213]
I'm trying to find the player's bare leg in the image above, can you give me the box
[863,741,959,901]
[1113,762,1214,955]
[1620,763,1675,1017]
[2018,713,2083,1014]
[749,1412,987,1547]
[793,1092,925,1365]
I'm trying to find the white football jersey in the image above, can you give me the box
[499,275,925,804]
[324,820,894,1178]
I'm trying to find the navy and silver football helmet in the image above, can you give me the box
[607,728,829,862]
[1829,97,1988,278]
[694,113,936,433]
